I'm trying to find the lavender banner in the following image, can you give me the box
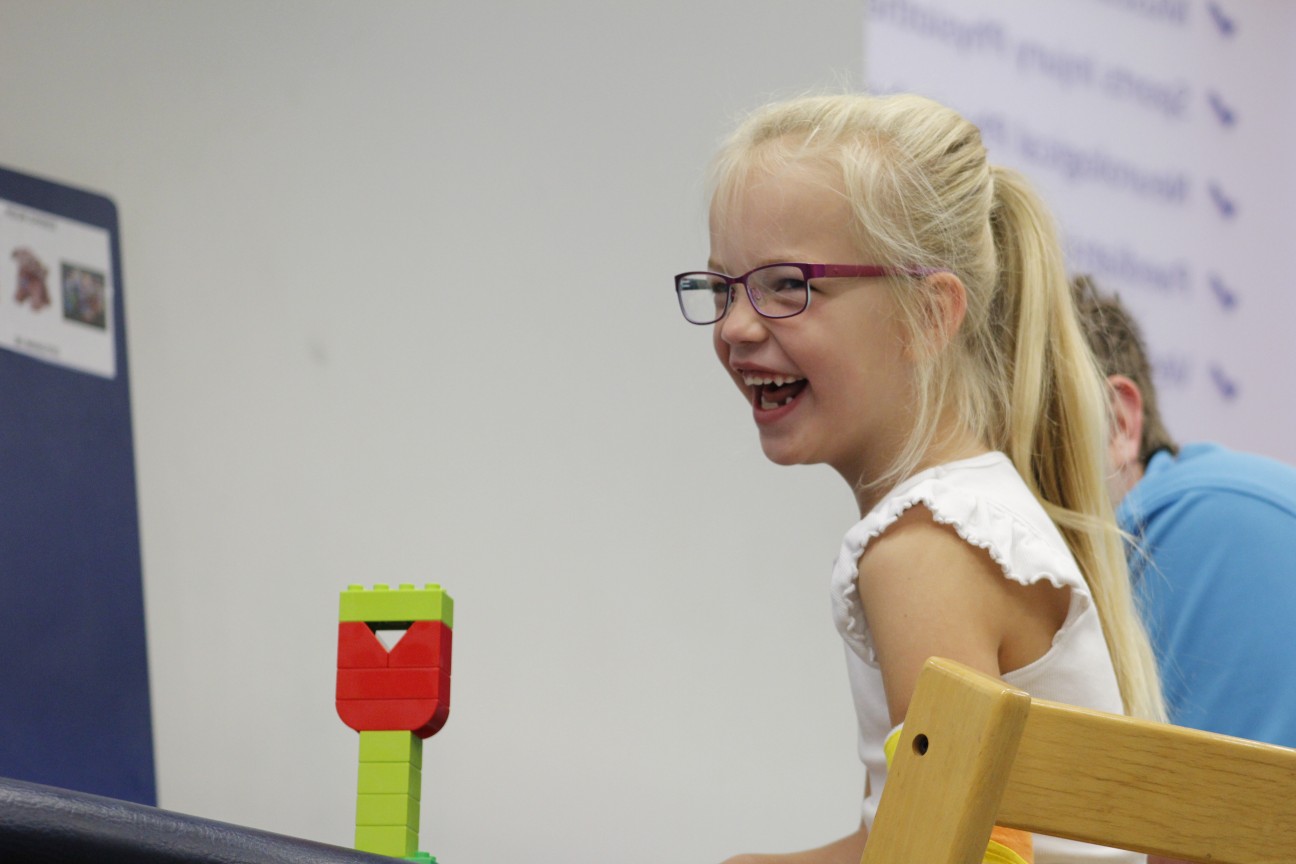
[865,0,1296,461]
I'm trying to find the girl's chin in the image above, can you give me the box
[757,436,813,467]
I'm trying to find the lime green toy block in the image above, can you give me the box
[404,853,437,863]
[358,760,421,799]
[340,583,454,628]
[359,730,423,769]
[356,792,420,830]
[355,825,418,858]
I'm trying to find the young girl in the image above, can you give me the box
[675,93,1163,864]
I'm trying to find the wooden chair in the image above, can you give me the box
[860,657,1296,864]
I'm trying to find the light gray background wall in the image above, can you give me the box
[1,2,867,862]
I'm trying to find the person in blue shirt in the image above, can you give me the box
[1074,276,1296,748]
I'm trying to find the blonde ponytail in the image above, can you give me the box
[989,167,1164,721]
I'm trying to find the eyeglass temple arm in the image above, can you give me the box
[817,265,948,278]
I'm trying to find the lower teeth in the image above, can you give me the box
[760,394,796,410]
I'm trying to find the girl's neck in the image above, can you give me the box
[849,430,992,517]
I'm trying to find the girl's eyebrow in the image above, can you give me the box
[707,256,801,274]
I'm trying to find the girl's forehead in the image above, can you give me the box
[716,156,841,205]
[712,161,845,227]
[709,160,857,258]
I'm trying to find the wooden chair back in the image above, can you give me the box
[860,657,1296,864]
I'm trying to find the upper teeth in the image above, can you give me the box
[742,373,803,387]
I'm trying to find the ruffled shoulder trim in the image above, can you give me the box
[830,453,1091,661]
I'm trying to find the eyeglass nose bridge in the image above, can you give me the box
[718,276,767,323]
[720,275,756,322]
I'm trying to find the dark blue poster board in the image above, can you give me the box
[0,165,156,804]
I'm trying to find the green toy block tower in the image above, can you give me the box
[336,583,453,861]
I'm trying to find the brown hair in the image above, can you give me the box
[1071,275,1179,465]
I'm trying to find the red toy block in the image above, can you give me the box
[336,585,455,740]
[337,622,391,669]
[336,620,452,671]
[336,697,451,738]
[388,620,452,671]
[336,668,450,702]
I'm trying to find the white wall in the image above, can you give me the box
[0,2,867,861]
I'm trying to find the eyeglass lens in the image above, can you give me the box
[676,264,809,324]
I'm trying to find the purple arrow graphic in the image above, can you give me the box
[1208,182,1238,219]
[1209,364,1239,401]
[1207,91,1237,128]
[1208,274,1238,310]
[1208,3,1237,37]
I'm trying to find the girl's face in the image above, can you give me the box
[709,160,917,487]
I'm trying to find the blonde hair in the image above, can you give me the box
[710,93,1163,721]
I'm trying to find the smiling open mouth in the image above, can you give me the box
[742,373,808,410]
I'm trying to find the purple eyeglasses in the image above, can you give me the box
[674,262,943,325]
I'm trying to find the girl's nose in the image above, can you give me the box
[718,286,768,345]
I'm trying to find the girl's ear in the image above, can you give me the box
[916,271,968,355]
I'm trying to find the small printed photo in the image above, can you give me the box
[61,262,107,329]
[12,247,51,311]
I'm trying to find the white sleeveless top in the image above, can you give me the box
[830,452,1140,864]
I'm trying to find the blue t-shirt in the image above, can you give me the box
[1118,442,1296,747]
